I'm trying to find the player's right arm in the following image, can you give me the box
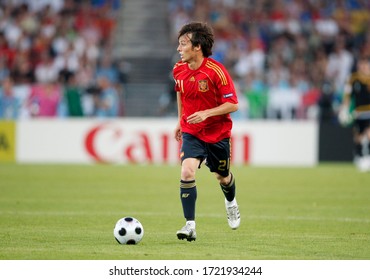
[174,91,182,142]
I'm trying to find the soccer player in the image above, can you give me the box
[173,22,240,242]
[339,55,370,171]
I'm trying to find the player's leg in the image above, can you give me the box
[176,158,199,241]
[177,133,206,241]
[354,119,370,172]
[217,172,236,204]
[180,158,199,221]
[366,126,370,154]
[216,173,240,230]
[207,139,240,229]
[361,122,370,171]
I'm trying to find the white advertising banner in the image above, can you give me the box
[16,119,318,166]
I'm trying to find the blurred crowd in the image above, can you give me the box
[2,0,370,122]
[168,0,370,122]
[0,0,125,119]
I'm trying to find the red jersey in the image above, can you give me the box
[173,57,238,143]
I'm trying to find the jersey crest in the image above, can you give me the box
[198,80,209,92]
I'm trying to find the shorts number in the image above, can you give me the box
[218,159,230,171]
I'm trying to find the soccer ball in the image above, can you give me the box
[113,216,144,245]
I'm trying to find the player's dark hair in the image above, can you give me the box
[178,22,214,57]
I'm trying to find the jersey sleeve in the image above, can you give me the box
[218,69,238,104]
[173,62,183,93]
[206,59,238,104]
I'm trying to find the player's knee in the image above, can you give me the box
[216,173,231,185]
[181,166,196,181]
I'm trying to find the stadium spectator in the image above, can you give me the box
[0,57,9,83]
[233,35,265,79]
[9,55,34,119]
[61,72,84,117]
[0,76,19,119]
[243,70,268,119]
[27,82,62,117]
[325,37,354,96]
[94,74,119,118]
[34,52,59,84]
[96,54,119,85]
[317,80,336,123]
[0,32,16,69]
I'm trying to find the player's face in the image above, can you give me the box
[177,33,197,63]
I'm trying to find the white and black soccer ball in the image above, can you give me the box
[113,217,144,245]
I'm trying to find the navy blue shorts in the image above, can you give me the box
[180,132,231,177]
[354,118,370,134]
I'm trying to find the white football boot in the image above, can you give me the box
[176,221,196,242]
[225,198,240,230]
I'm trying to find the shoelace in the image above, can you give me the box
[183,224,194,232]
[227,206,239,220]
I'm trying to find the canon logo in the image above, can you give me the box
[84,123,250,164]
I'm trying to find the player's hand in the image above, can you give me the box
[338,106,352,126]
[187,111,208,124]
[174,125,182,142]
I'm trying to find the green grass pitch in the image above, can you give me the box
[0,163,369,260]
